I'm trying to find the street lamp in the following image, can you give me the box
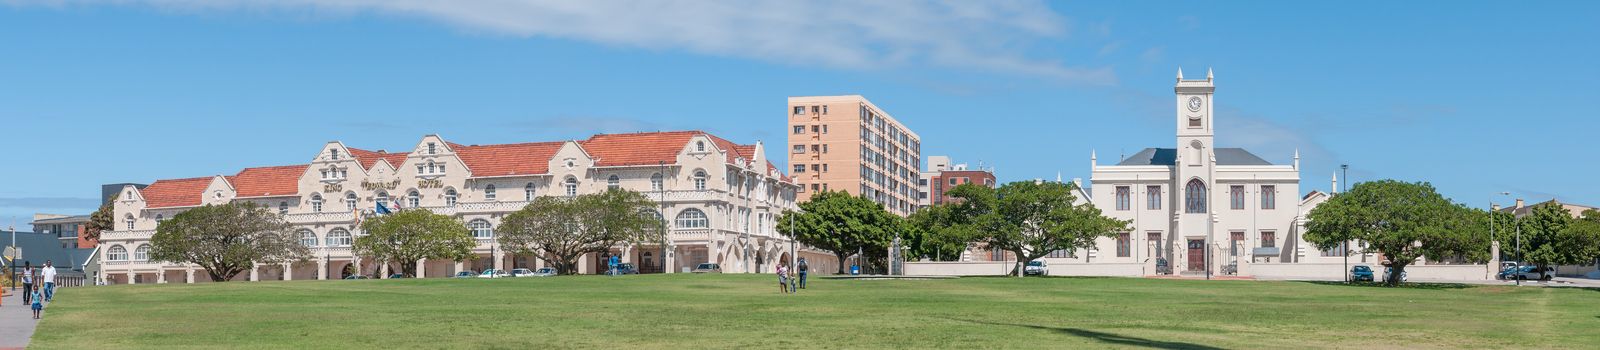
[1340,164,1349,283]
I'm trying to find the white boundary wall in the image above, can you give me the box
[903,261,1145,277]
[1251,263,1493,281]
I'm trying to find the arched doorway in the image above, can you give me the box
[339,263,357,279]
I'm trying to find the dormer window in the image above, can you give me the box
[696,141,705,152]
[330,149,341,160]
[427,142,437,155]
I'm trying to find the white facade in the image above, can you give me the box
[1050,70,1346,276]
[97,131,803,284]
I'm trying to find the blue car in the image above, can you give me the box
[1350,265,1374,282]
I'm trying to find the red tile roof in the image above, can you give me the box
[579,131,702,167]
[232,164,308,198]
[348,148,410,171]
[453,141,565,177]
[142,177,213,209]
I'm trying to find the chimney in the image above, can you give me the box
[1514,199,1525,209]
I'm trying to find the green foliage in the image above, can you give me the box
[1304,180,1487,286]
[941,181,1127,277]
[906,204,981,261]
[353,209,476,277]
[777,190,900,274]
[1517,203,1600,275]
[148,202,307,282]
[496,189,660,275]
[84,194,117,242]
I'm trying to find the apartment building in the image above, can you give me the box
[787,95,922,216]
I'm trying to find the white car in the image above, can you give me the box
[509,268,536,277]
[531,267,558,277]
[1024,260,1049,276]
[478,269,510,278]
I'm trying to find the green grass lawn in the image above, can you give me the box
[30,274,1600,349]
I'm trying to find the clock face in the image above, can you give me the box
[1187,96,1203,112]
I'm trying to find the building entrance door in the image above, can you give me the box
[1187,239,1205,271]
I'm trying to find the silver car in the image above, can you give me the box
[510,268,536,277]
[692,263,722,273]
[531,267,558,277]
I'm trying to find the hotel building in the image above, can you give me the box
[787,95,922,216]
[98,131,807,283]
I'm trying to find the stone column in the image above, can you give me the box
[578,253,591,274]
[127,271,137,284]
[622,246,633,264]
[534,251,545,270]
[283,263,293,281]
[317,260,328,280]
[493,251,505,271]
[157,268,167,284]
[454,261,465,275]
[416,259,427,278]
[249,263,260,282]
[185,268,195,283]
[379,263,390,279]
[664,246,676,274]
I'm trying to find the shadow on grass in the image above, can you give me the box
[1298,281,1474,290]
[960,275,1116,280]
[956,319,1222,350]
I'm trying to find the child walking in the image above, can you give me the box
[32,284,45,319]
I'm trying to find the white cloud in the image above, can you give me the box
[8,0,1115,84]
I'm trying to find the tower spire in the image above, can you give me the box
[1176,67,1185,81]
[1206,67,1214,80]
[1293,149,1300,171]
[1332,171,1339,195]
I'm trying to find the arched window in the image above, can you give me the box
[279,201,289,215]
[108,245,128,261]
[564,177,578,197]
[650,173,664,191]
[524,183,535,201]
[484,184,497,201]
[693,170,707,191]
[445,188,458,206]
[311,193,323,213]
[675,208,709,228]
[607,175,620,190]
[468,219,494,239]
[298,229,317,247]
[133,244,150,261]
[325,228,352,247]
[345,192,358,212]
[375,191,390,210]
[1185,179,1208,214]
[155,214,164,222]
[408,190,421,208]
[124,214,135,230]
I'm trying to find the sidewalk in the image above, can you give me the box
[0,288,41,350]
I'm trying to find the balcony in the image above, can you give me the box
[645,190,724,203]
[101,229,155,241]
[284,211,356,224]
[671,229,713,242]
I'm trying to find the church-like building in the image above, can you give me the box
[1042,70,1346,277]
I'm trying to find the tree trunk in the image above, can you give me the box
[209,267,242,282]
[1012,250,1028,277]
[1385,263,1407,287]
[401,260,418,278]
[834,251,850,274]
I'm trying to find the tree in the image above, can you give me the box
[777,190,898,274]
[1518,203,1600,279]
[906,204,981,261]
[943,181,1126,277]
[148,202,308,282]
[1304,180,1487,286]
[83,195,117,242]
[352,209,476,278]
[497,189,659,275]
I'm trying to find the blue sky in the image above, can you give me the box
[1,1,1596,223]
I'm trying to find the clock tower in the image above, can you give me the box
[1175,68,1215,157]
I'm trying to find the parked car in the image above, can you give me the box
[1023,260,1049,276]
[1350,265,1375,282]
[1383,267,1408,282]
[387,273,406,279]
[1502,266,1552,281]
[692,263,722,273]
[510,268,536,277]
[608,263,639,275]
[532,267,558,277]
[453,270,478,278]
[478,269,510,278]
[342,275,369,280]
[1154,257,1172,275]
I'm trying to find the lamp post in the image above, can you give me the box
[1340,164,1349,283]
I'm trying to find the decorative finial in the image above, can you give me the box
[1176,68,1184,80]
[1207,67,1214,80]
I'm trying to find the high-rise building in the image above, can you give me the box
[916,156,995,211]
[787,95,921,216]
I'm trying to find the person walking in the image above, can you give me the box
[41,260,57,302]
[31,284,45,319]
[21,261,34,305]
[788,267,797,293]
[797,258,808,290]
[776,264,789,294]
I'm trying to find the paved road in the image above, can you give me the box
[0,288,41,350]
